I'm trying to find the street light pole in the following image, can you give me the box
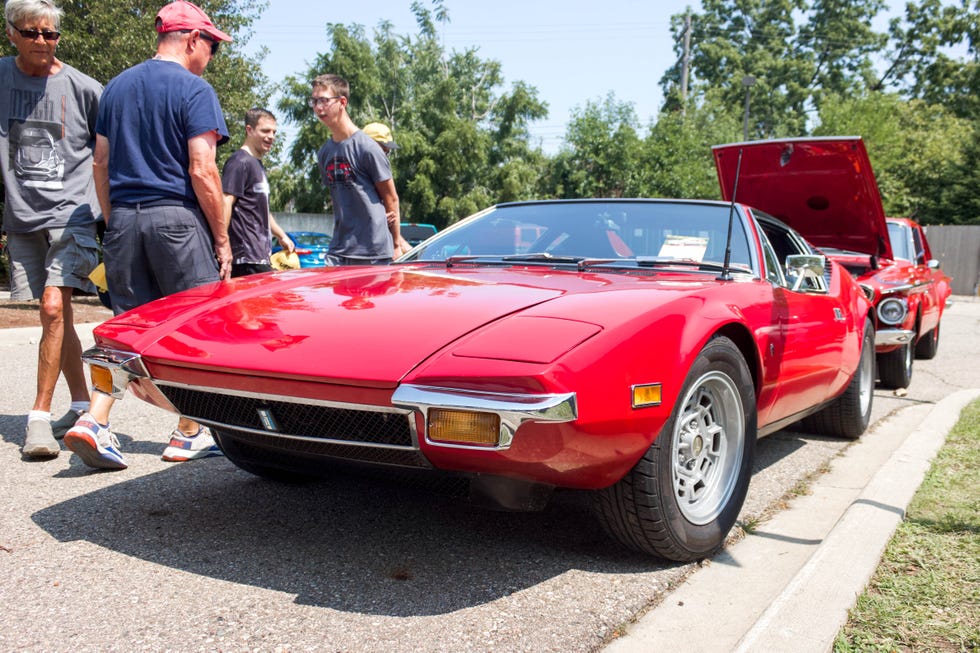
[742,75,756,141]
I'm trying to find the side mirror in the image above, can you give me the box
[785,254,828,292]
[928,258,941,269]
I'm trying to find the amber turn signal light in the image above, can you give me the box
[428,409,501,447]
[90,365,114,396]
[632,383,662,408]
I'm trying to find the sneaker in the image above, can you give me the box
[161,426,223,462]
[23,420,60,458]
[51,409,84,440]
[64,413,127,470]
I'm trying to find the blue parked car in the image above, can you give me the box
[400,222,438,247]
[274,231,332,267]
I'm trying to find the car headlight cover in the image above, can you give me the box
[877,297,908,325]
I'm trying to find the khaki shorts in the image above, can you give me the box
[5,224,100,300]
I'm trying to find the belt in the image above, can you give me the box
[114,199,199,210]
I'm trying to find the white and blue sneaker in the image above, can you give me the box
[161,426,222,462]
[64,413,127,470]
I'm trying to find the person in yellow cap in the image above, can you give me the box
[362,122,410,254]
[362,122,399,155]
[64,0,233,470]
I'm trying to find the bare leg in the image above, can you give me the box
[33,286,70,412]
[177,416,203,435]
[86,388,115,425]
[59,294,90,403]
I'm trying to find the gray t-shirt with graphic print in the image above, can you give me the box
[316,129,393,260]
[0,57,102,233]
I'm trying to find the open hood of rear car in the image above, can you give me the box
[712,137,892,259]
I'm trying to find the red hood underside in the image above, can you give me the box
[713,137,892,259]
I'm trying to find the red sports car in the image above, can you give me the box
[713,137,952,389]
[83,198,873,561]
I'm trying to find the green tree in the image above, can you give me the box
[274,1,548,226]
[643,92,743,200]
[879,0,980,120]
[816,91,973,223]
[545,93,644,199]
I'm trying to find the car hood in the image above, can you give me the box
[712,137,892,259]
[94,265,619,388]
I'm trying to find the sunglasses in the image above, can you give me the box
[180,29,220,56]
[199,32,220,56]
[8,22,61,41]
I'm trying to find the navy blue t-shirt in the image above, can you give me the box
[96,59,228,205]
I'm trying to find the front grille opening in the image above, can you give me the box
[158,384,414,448]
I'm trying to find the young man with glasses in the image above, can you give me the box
[311,74,403,265]
[1,0,103,459]
[63,1,233,469]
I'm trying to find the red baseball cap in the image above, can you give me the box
[155,1,232,42]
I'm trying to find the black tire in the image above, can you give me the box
[592,336,757,562]
[877,342,912,389]
[213,430,314,483]
[914,324,940,360]
[804,319,874,439]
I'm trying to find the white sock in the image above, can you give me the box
[69,401,88,414]
[28,410,52,423]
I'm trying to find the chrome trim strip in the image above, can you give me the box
[151,379,411,415]
[392,384,578,451]
[194,421,418,451]
[81,345,149,399]
[875,329,915,346]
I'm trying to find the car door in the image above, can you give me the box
[756,217,849,425]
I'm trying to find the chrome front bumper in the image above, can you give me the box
[875,328,915,347]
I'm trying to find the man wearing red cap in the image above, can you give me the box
[64,1,234,469]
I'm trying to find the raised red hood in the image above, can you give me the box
[94,266,588,388]
[712,137,892,259]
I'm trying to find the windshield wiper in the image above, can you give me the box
[502,252,586,264]
[634,256,730,272]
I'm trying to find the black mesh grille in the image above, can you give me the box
[157,384,414,448]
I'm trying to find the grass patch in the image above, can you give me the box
[834,398,980,652]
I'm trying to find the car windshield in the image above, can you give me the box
[403,200,753,270]
[886,222,912,261]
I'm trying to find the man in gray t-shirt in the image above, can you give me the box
[311,74,402,264]
[1,0,102,459]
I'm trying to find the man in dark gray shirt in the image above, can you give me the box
[1,0,102,458]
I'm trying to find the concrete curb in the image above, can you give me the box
[603,388,980,653]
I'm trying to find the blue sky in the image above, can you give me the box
[241,0,909,153]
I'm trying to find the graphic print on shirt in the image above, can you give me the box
[324,156,355,187]
[7,88,65,190]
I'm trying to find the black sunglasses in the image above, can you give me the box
[8,22,61,41]
[180,29,220,56]
[199,32,220,56]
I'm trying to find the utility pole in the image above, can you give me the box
[680,13,692,116]
[742,75,756,140]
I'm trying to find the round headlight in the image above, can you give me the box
[877,297,908,325]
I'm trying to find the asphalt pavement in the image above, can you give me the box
[0,293,977,652]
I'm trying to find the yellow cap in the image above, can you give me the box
[362,122,398,150]
[270,251,301,270]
